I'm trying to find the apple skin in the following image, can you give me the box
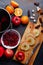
[15,51,25,61]
[12,16,21,26]
[0,46,5,57]
[0,39,1,45]
[4,49,14,58]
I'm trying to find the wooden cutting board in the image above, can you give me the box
[28,15,43,65]
[13,15,43,65]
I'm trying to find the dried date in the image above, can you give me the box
[35,25,40,29]
[41,30,43,33]
[39,18,42,24]
[40,12,43,15]
[41,22,43,27]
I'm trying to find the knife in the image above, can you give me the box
[25,43,40,65]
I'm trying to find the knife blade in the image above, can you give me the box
[25,43,40,65]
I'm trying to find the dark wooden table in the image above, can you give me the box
[0,0,43,65]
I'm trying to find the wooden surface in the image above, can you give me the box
[13,15,43,65]
[28,15,43,65]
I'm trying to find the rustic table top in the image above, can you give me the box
[0,0,43,65]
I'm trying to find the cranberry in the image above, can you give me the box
[3,31,19,46]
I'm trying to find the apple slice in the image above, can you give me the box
[33,29,40,37]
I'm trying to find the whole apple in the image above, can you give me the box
[12,16,21,26]
[15,51,25,61]
[0,46,5,57]
[4,49,14,58]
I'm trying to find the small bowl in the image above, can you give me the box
[1,29,21,49]
[0,8,11,33]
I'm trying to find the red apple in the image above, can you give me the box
[12,16,21,26]
[5,49,14,58]
[15,51,25,61]
[0,46,5,57]
[0,38,1,45]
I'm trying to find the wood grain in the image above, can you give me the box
[28,15,43,65]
